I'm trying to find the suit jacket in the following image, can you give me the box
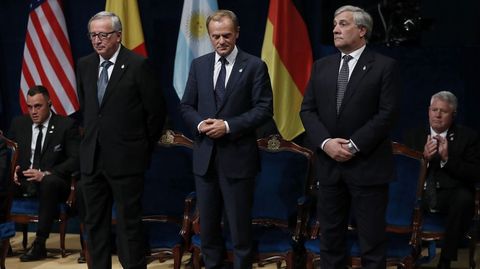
[180,50,273,178]
[76,46,165,176]
[404,124,480,188]
[300,48,400,185]
[8,113,79,181]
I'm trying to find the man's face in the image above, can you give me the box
[26,93,51,124]
[208,17,239,57]
[333,11,366,54]
[89,18,121,59]
[429,98,454,133]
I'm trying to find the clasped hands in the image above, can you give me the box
[423,135,448,162]
[199,118,227,139]
[324,138,354,162]
[13,165,46,185]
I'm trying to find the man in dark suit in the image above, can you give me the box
[76,11,165,269]
[181,10,273,269]
[404,91,480,269]
[300,5,400,269]
[8,85,79,261]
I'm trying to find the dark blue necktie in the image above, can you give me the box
[336,54,353,114]
[215,57,227,109]
[97,60,113,104]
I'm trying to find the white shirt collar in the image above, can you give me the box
[215,46,238,65]
[99,45,121,66]
[341,45,366,61]
[430,127,448,138]
[34,112,52,129]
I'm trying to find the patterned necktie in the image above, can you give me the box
[424,155,440,212]
[32,124,43,169]
[336,54,353,114]
[215,57,227,109]
[97,60,113,104]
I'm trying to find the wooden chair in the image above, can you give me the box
[189,134,314,269]
[302,142,427,269]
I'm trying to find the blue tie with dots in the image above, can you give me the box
[97,60,113,104]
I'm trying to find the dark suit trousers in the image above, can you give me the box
[318,180,389,269]
[435,186,474,260]
[36,174,69,240]
[81,169,146,269]
[195,155,255,269]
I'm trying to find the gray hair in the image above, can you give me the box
[334,5,373,41]
[88,11,122,32]
[431,91,458,113]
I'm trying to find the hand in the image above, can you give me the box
[23,168,45,182]
[13,165,21,185]
[423,135,438,161]
[435,135,449,161]
[323,138,353,162]
[201,118,227,139]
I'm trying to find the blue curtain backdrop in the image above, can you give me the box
[1,0,479,140]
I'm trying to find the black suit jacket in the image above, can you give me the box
[300,48,400,185]
[76,46,165,176]
[8,113,79,181]
[180,50,273,178]
[404,124,480,188]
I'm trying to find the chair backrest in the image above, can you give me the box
[386,142,427,231]
[142,130,195,219]
[252,134,314,227]
[0,131,19,221]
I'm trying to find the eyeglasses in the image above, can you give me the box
[88,31,117,41]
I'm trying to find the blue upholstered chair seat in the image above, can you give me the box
[421,211,446,233]
[144,221,183,249]
[0,221,15,240]
[11,198,67,216]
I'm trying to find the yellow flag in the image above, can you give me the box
[106,0,147,56]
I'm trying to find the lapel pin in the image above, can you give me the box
[49,130,54,134]
[239,68,243,73]
[362,65,366,70]
[51,125,54,129]
[121,64,125,69]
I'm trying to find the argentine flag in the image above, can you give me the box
[173,0,218,100]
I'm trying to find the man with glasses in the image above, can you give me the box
[8,85,79,261]
[76,11,165,269]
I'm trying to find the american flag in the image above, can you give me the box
[19,0,79,115]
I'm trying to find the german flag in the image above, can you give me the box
[106,0,148,57]
[261,0,313,141]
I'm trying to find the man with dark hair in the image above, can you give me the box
[181,9,273,269]
[8,85,79,261]
[76,11,165,269]
[404,91,480,269]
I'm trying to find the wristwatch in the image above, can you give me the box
[346,141,357,154]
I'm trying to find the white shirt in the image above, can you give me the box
[30,112,52,167]
[213,46,238,89]
[339,45,366,80]
[98,45,121,80]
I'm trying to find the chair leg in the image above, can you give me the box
[59,219,67,257]
[306,253,315,269]
[172,245,183,269]
[21,224,28,250]
[193,248,202,269]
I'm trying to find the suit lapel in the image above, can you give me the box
[41,114,57,156]
[339,49,374,113]
[329,54,342,115]
[217,50,247,112]
[100,46,128,107]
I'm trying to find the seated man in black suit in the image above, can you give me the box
[404,91,480,269]
[8,85,79,262]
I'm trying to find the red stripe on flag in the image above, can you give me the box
[132,43,148,57]
[24,32,67,115]
[268,0,312,94]
[41,2,74,67]
[30,10,79,109]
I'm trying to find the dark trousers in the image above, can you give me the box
[435,186,474,260]
[318,181,389,269]
[81,170,146,269]
[36,174,69,240]
[195,157,255,269]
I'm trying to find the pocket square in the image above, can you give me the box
[53,144,63,152]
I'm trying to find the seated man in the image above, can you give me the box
[8,85,79,262]
[404,91,480,269]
